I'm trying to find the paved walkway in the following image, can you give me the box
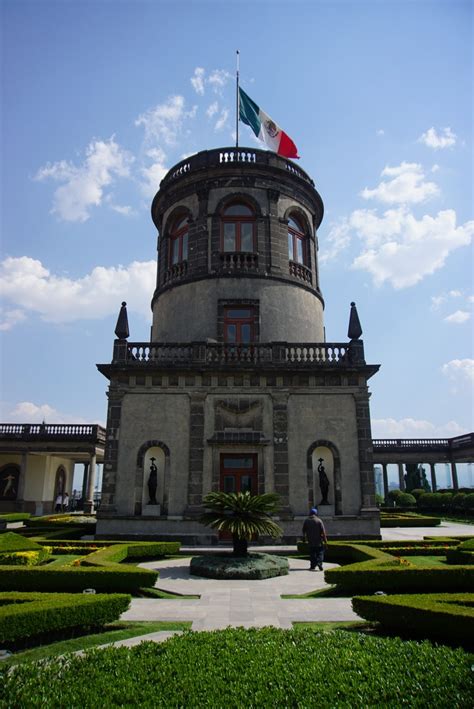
[119,520,473,635]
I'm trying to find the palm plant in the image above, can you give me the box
[199,491,282,556]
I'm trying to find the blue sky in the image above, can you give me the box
[1,0,473,486]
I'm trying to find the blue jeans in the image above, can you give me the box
[309,545,324,569]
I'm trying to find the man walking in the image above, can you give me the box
[302,507,328,571]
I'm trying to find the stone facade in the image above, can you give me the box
[96,147,380,542]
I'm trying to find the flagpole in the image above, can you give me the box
[236,49,240,150]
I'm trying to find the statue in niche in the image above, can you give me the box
[147,458,158,505]
[318,458,330,505]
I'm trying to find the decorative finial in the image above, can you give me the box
[114,301,130,340]
[348,301,363,340]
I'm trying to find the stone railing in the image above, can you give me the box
[219,252,259,273]
[289,260,312,284]
[0,423,106,443]
[113,340,364,367]
[163,260,188,284]
[373,434,473,453]
[160,147,315,188]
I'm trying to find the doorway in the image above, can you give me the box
[220,454,258,494]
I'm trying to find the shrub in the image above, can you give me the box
[0,565,158,593]
[387,489,404,502]
[395,492,417,507]
[410,488,426,500]
[352,593,474,645]
[0,532,43,553]
[452,493,467,510]
[0,513,31,523]
[190,552,289,579]
[463,493,474,511]
[0,591,130,643]
[418,492,454,510]
[0,549,50,566]
[380,512,441,527]
[2,628,473,707]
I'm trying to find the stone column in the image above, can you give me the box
[99,385,123,516]
[81,462,89,505]
[382,463,389,501]
[272,394,291,514]
[354,390,377,511]
[450,461,459,491]
[83,453,96,513]
[16,453,28,510]
[429,463,437,491]
[398,462,405,491]
[185,392,206,515]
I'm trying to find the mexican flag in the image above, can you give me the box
[239,87,299,159]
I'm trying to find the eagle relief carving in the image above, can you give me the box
[215,399,263,430]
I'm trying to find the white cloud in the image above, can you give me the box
[320,219,352,263]
[1,401,102,425]
[206,101,219,118]
[214,108,229,131]
[351,207,473,288]
[139,147,168,198]
[372,417,467,439]
[442,359,474,384]
[431,164,440,173]
[135,96,195,146]
[376,129,385,136]
[449,289,462,297]
[444,310,470,324]
[110,204,134,216]
[0,256,156,324]
[0,307,26,331]
[360,162,439,204]
[35,138,133,222]
[419,126,457,149]
[431,289,464,310]
[208,69,231,93]
[190,67,205,95]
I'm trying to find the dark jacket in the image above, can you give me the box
[302,514,327,546]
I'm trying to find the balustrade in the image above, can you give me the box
[219,252,259,273]
[289,261,312,284]
[0,423,105,442]
[163,260,188,284]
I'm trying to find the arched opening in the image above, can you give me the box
[307,441,341,515]
[135,440,170,516]
[0,464,20,500]
[221,202,256,252]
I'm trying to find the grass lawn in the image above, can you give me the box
[46,554,82,567]
[2,620,191,667]
[292,620,373,632]
[408,555,450,567]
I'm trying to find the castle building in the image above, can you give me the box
[96,147,380,542]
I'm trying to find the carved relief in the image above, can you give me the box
[215,399,263,431]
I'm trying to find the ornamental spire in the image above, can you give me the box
[114,301,130,340]
[347,301,362,340]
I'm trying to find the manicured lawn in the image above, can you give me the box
[408,555,450,567]
[46,555,83,567]
[2,621,190,667]
[2,628,472,707]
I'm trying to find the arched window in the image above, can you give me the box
[170,216,189,265]
[287,214,308,265]
[221,203,255,252]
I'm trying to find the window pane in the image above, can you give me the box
[182,233,188,260]
[240,324,251,343]
[288,233,294,260]
[224,223,236,251]
[240,223,253,251]
[172,239,179,264]
[296,238,304,264]
[240,475,253,493]
[174,217,188,232]
[288,216,303,232]
[226,309,252,319]
[224,204,253,216]
[223,458,254,469]
[223,475,236,492]
[225,324,236,342]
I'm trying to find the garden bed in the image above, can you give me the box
[190,552,289,579]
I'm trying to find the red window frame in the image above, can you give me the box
[223,306,256,344]
[169,216,189,265]
[221,203,256,252]
[220,454,258,494]
[288,215,307,266]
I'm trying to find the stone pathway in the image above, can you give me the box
[121,557,358,631]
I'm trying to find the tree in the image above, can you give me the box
[199,491,283,556]
[404,464,431,493]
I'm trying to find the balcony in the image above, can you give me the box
[0,423,106,444]
[219,252,259,273]
[110,340,369,369]
[159,147,315,189]
[289,260,312,284]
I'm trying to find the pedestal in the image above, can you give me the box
[142,504,161,516]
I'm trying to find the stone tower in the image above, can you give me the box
[96,147,380,542]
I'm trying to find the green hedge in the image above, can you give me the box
[0,591,130,643]
[380,512,441,527]
[297,541,394,565]
[325,560,474,593]
[446,538,474,565]
[2,628,473,707]
[352,593,474,645]
[81,541,180,567]
[0,549,50,566]
[0,532,43,553]
[0,513,31,523]
[0,565,158,593]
